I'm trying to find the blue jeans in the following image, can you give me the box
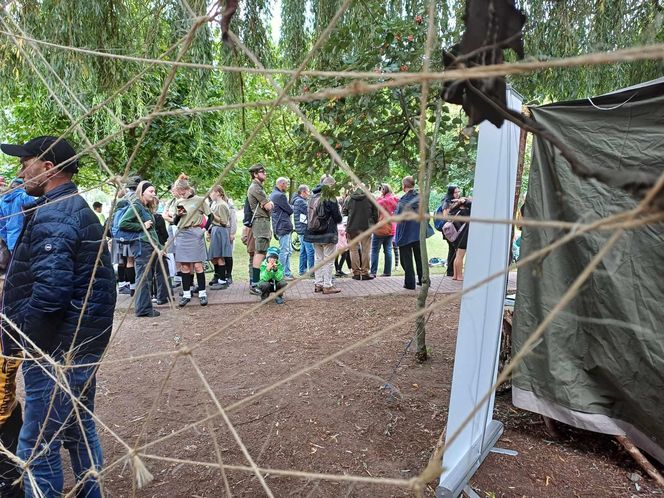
[278,233,293,277]
[370,235,393,276]
[19,354,103,498]
[298,238,315,275]
[135,240,167,315]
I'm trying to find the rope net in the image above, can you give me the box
[0,0,662,496]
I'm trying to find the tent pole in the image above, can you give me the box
[616,435,664,488]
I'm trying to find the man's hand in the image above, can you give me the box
[263,201,274,211]
[144,220,153,229]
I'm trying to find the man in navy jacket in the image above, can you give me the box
[270,177,295,279]
[291,185,314,276]
[1,136,116,498]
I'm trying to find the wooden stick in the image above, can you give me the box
[616,435,664,487]
[541,416,561,439]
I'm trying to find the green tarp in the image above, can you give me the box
[512,78,664,463]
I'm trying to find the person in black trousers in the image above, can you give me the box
[441,185,461,276]
[394,176,429,290]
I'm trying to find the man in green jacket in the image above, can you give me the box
[257,247,286,304]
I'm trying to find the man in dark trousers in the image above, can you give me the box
[1,136,116,498]
[343,184,378,280]
[270,177,294,280]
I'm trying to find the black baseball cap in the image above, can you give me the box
[0,135,79,173]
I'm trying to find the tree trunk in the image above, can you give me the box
[415,100,443,362]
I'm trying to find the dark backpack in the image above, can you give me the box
[110,202,145,243]
[434,204,445,232]
[243,197,254,227]
[306,194,327,234]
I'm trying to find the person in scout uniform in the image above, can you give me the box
[257,247,286,304]
[246,164,274,295]
[172,174,212,307]
[208,185,232,290]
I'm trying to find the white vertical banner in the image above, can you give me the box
[437,87,523,497]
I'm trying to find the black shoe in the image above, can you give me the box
[210,281,229,290]
[155,299,169,305]
[403,284,416,290]
[335,271,346,277]
[137,310,161,317]
[362,275,375,280]
[118,286,131,295]
[417,281,422,286]
[130,289,135,297]
[352,275,362,280]
[226,277,233,285]
[249,286,262,296]
[178,296,191,307]
[191,285,199,295]
[199,295,208,306]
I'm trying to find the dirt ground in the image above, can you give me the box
[94,295,662,497]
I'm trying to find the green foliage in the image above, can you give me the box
[0,0,661,202]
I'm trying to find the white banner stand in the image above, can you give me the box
[437,87,523,497]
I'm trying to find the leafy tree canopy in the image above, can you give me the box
[0,0,660,202]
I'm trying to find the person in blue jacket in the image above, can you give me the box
[291,184,315,276]
[269,177,295,279]
[0,178,33,252]
[0,135,116,498]
[394,175,433,290]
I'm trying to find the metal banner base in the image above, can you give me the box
[435,420,504,498]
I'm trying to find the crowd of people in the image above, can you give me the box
[0,134,471,497]
[100,164,472,314]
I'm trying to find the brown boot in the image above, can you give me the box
[322,286,341,294]
[314,285,323,293]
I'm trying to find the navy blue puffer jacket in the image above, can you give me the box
[2,182,116,356]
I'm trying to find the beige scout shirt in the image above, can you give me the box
[247,179,270,219]
[210,199,231,226]
[176,195,212,228]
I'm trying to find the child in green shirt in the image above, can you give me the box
[257,247,286,304]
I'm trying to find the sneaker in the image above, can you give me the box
[335,271,347,277]
[249,286,262,296]
[226,277,233,285]
[199,295,208,306]
[137,310,161,317]
[314,285,323,293]
[191,285,199,295]
[284,275,295,281]
[275,296,285,304]
[380,273,392,277]
[322,286,341,294]
[118,286,131,295]
[151,297,158,304]
[210,281,229,290]
[156,299,170,305]
[178,296,191,307]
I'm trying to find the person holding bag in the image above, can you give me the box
[370,183,399,277]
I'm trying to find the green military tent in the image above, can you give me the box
[512,77,664,463]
